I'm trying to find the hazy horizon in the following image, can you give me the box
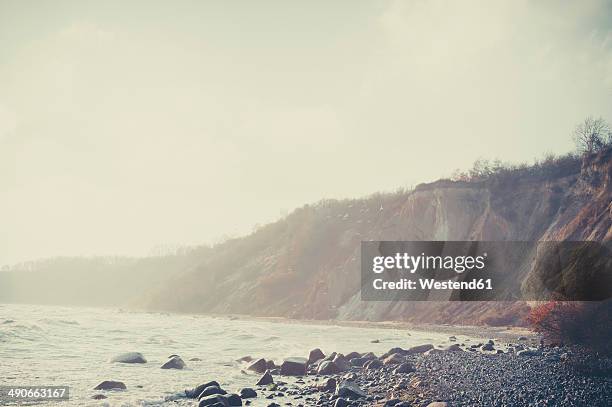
[2,0,612,265]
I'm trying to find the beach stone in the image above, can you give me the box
[349,357,368,367]
[280,357,307,376]
[92,394,107,399]
[237,356,253,363]
[318,377,337,392]
[198,386,227,398]
[383,353,405,365]
[333,354,350,371]
[198,394,230,407]
[517,349,541,357]
[364,359,383,370]
[256,371,274,385]
[225,393,242,406]
[317,360,340,375]
[265,360,276,370]
[94,381,126,390]
[190,357,203,361]
[406,344,434,354]
[307,348,325,365]
[481,343,495,351]
[334,398,349,407]
[110,352,147,363]
[187,381,220,398]
[161,356,185,369]
[394,362,415,374]
[345,351,360,360]
[240,388,257,398]
[361,352,377,359]
[247,358,268,373]
[381,347,406,358]
[427,403,448,407]
[336,380,366,399]
[444,344,463,352]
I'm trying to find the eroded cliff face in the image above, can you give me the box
[145,149,611,326]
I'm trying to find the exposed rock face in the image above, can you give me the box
[110,352,147,364]
[140,148,611,325]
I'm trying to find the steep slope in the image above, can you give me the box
[144,149,611,325]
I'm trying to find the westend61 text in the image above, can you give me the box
[372,278,493,291]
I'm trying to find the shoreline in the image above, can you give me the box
[187,338,611,407]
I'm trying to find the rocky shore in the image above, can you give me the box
[117,337,611,407]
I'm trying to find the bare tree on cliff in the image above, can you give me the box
[572,117,611,154]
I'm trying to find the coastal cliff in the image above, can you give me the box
[143,148,611,325]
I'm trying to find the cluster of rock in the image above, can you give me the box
[92,337,584,406]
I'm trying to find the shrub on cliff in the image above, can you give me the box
[528,300,612,355]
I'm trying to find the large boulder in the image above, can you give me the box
[345,352,361,360]
[94,381,126,390]
[198,385,227,398]
[383,353,405,365]
[318,377,337,393]
[247,358,268,373]
[332,354,350,371]
[481,342,495,351]
[225,394,242,406]
[240,388,257,398]
[280,357,307,376]
[364,359,383,370]
[198,394,229,407]
[186,381,221,398]
[394,362,415,374]
[308,348,325,365]
[161,356,186,369]
[349,357,368,367]
[336,381,366,399]
[110,352,147,363]
[317,360,340,375]
[381,347,406,359]
[256,371,273,385]
[406,344,434,354]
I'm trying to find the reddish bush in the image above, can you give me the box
[528,300,612,355]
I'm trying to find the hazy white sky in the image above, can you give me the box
[1,0,611,265]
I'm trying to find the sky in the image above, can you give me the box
[1,0,612,265]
